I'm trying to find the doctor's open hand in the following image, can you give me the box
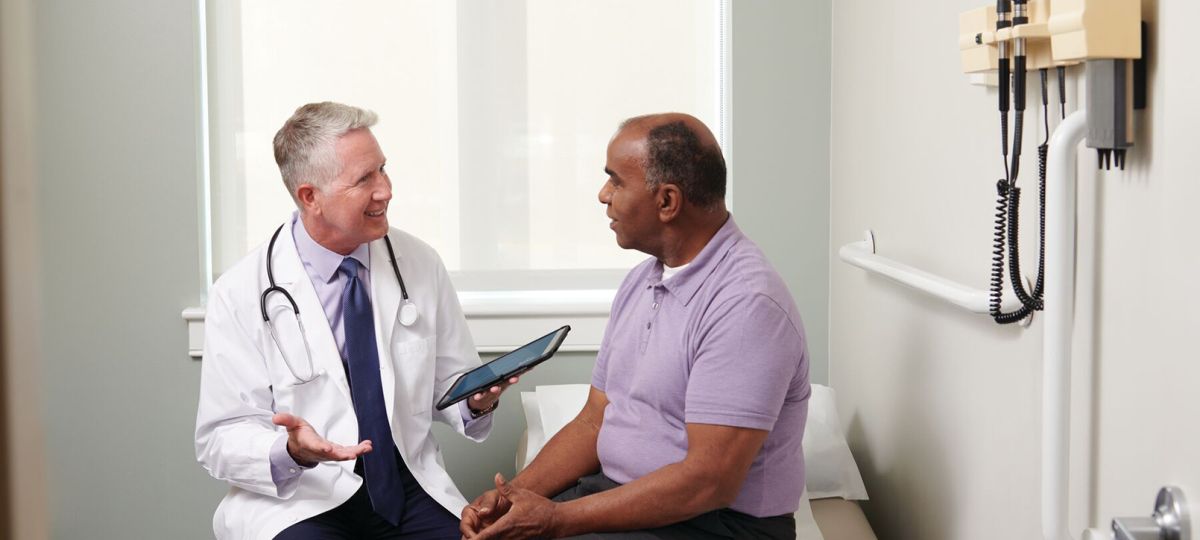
[272,413,373,467]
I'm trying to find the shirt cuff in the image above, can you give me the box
[269,434,312,488]
[459,400,495,425]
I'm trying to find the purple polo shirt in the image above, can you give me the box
[592,215,810,518]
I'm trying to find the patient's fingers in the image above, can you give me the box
[470,515,510,540]
[493,472,509,494]
[460,505,481,537]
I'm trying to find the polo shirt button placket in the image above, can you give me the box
[640,286,664,353]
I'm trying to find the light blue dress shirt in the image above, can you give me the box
[269,213,485,486]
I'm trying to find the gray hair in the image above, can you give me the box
[273,102,378,202]
[619,115,727,210]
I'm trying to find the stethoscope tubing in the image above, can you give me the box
[259,222,417,383]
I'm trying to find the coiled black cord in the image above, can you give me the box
[1005,184,1044,310]
[1007,70,1050,309]
[990,180,1033,324]
[990,68,1050,323]
[1032,142,1047,298]
[990,180,1010,316]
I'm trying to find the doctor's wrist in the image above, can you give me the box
[468,398,500,419]
[285,440,319,468]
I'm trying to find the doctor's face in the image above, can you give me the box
[599,126,663,255]
[308,128,392,254]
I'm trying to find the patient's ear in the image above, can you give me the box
[657,183,682,223]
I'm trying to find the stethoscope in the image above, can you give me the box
[260,223,419,383]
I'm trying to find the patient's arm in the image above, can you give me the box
[511,385,609,496]
[467,421,768,540]
[550,422,768,534]
[461,386,608,537]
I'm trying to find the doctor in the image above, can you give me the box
[196,101,513,540]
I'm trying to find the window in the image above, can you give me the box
[194,0,730,351]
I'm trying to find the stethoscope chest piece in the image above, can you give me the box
[399,300,419,327]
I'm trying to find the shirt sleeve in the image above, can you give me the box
[457,400,495,435]
[195,287,302,499]
[684,293,806,431]
[427,247,492,442]
[268,434,312,489]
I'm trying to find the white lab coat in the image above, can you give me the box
[195,222,489,540]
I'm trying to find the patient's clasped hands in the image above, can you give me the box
[460,473,561,540]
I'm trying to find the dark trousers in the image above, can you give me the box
[275,453,459,540]
[552,474,796,540]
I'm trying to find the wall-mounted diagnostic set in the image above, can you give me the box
[958,0,1145,325]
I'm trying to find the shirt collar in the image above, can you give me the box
[291,211,370,283]
[650,214,741,306]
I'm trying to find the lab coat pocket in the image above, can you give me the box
[273,373,356,448]
[273,373,334,420]
[391,335,436,417]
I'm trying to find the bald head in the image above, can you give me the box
[620,113,720,147]
[616,113,726,210]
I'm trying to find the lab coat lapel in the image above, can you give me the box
[269,223,353,402]
[369,234,400,431]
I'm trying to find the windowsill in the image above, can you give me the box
[181,289,613,358]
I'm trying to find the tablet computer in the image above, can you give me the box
[435,325,571,411]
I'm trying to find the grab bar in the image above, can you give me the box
[838,229,1027,317]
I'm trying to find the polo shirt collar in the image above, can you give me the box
[652,214,741,307]
[292,212,371,284]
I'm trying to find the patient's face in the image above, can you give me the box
[599,127,662,254]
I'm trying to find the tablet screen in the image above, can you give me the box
[441,326,568,406]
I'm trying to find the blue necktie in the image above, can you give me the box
[339,257,405,525]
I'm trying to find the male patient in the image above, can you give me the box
[461,113,811,540]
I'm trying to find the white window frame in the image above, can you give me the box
[182,0,732,357]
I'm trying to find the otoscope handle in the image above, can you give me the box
[999,59,1011,112]
[1013,55,1027,111]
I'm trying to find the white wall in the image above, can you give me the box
[830,0,1200,538]
[1,1,831,537]
[732,0,832,386]
[27,0,224,537]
